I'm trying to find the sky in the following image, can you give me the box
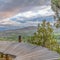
[0,0,55,30]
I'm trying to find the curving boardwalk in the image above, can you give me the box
[0,41,60,60]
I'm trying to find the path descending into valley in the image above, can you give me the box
[0,41,60,60]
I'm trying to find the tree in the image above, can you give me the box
[27,20,60,54]
[27,20,54,47]
[51,0,60,28]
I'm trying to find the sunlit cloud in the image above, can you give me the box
[0,5,54,28]
[15,5,54,19]
[0,18,21,26]
[0,0,50,19]
[6,5,54,28]
[0,8,20,19]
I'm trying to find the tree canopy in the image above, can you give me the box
[27,20,60,54]
[51,0,60,28]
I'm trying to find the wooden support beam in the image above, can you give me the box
[8,54,16,58]
[5,54,9,60]
[0,52,4,58]
[5,54,16,60]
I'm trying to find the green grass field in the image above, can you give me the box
[54,33,60,44]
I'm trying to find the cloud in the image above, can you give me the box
[0,18,21,27]
[8,5,54,27]
[0,0,54,30]
[0,5,54,28]
[0,9,20,19]
[0,0,50,19]
[14,5,54,19]
[0,0,12,3]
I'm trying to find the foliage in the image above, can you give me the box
[27,20,53,46]
[51,0,60,8]
[51,0,60,28]
[27,20,60,54]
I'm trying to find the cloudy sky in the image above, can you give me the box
[0,0,55,30]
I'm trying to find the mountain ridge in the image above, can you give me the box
[0,26,37,37]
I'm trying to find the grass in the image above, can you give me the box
[0,32,60,43]
[0,30,35,42]
[54,33,60,44]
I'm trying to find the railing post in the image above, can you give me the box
[18,35,21,42]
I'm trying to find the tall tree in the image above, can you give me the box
[28,20,54,47]
[51,0,60,28]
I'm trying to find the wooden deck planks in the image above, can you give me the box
[0,41,60,60]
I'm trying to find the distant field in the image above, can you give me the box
[0,32,60,44]
[0,31,35,42]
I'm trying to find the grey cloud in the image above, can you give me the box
[0,0,51,19]
[0,0,50,12]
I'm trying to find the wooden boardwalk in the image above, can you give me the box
[0,41,60,60]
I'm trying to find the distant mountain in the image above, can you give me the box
[0,16,54,31]
[0,26,37,37]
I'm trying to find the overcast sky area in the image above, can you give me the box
[0,0,55,30]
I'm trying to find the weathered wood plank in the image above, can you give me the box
[0,41,60,60]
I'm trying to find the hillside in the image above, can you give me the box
[0,26,37,41]
[0,26,60,42]
[0,26,37,37]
